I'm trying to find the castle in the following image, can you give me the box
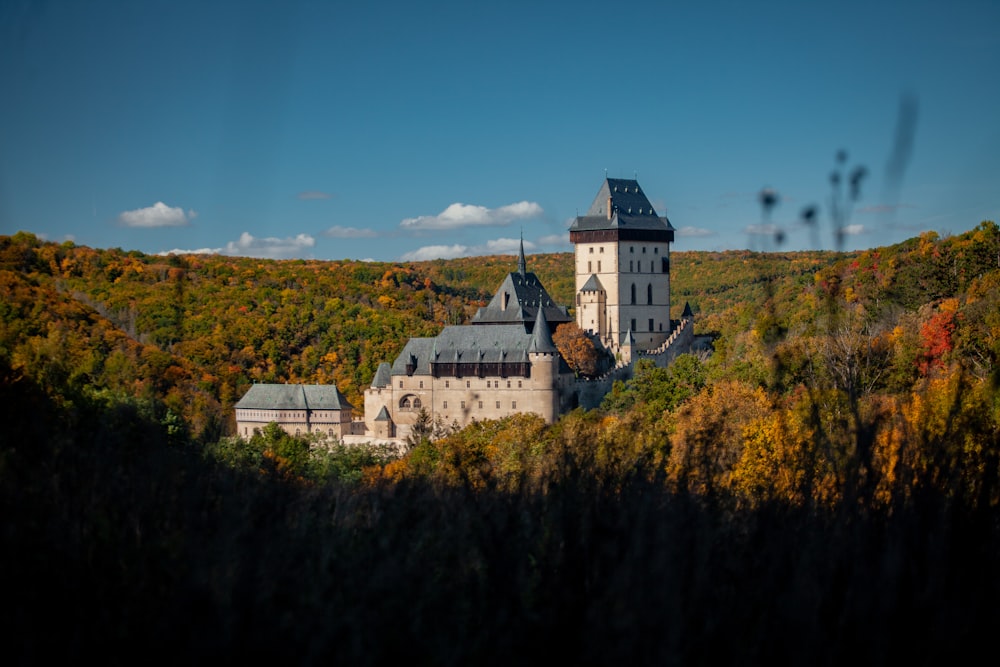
[236,177,695,443]
[360,177,694,441]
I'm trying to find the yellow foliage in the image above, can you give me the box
[667,380,771,495]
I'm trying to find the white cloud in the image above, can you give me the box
[745,223,781,236]
[677,226,715,238]
[297,190,332,200]
[482,237,535,254]
[322,225,377,239]
[400,200,543,231]
[162,232,316,259]
[161,247,219,256]
[118,202,195,227]
[224,232,315,258]
[536,233,569,247]
[841,224,866,236]
[399,237,541,262]
[399,244,468,261]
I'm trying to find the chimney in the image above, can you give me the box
[607,195,613,220]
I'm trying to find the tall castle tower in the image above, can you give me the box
[569,178,675,354]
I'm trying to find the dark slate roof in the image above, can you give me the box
[580,274,605,292]
[374,405,392,422]
[390,320,563,375]
[235,384,354,411]
[471,270,572,327]
[569,178,674,234]
[528,307,558,354]
[371,362,392,388]
[469,242,571,328]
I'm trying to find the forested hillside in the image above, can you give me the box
[2,222,1000,663]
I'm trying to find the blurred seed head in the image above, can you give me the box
[849,165,868,200]
[759,188,780,212]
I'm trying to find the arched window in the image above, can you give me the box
[630,283,636,305]
[647,284,653,305]
[413,397,422,409]
[400,396,411,409]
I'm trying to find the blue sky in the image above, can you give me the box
[2,0,998,261]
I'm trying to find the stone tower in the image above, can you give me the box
[569,178,675,354]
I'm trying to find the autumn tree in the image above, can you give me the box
[552,321,601,376]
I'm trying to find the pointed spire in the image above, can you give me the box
[529,306,557,354]
[620,326,635,347]
[517,229,527,277]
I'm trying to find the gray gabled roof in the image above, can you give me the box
[235,384,354,411]
[569,178,674,234]
[374,405,392,422]
[471,270,572,327]
[470,248,571,328]
[389,317,568,376]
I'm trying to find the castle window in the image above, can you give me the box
[413,397,422,409]
[445,380,450,388]
[662,257,670,273]
[659,322,663,331]
[466,380,471,388]
[630,246,634,253]
[518,381,522,388]
[588,261,592,273]
[642,247,646,253]
[399,381,403,389]
[630,260,634,272]
[630,284,636,305]
[649,319,654,332]
[647,284,653,305]
[419,381,423,389]
[651,261,655,272]
[496,401,501,409]
[507,380,511,388]
[479,401,483,409]
[400,397,411,409]
[654,247,659,254]
[461,401,466,409]
[597,261,601,272]
[589,247,594,254]
[512,401,517,409]
[443,401,448,409]
[600,247,604,253]
[631,319,637,332]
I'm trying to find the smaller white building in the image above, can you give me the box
[234,384,354,440]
